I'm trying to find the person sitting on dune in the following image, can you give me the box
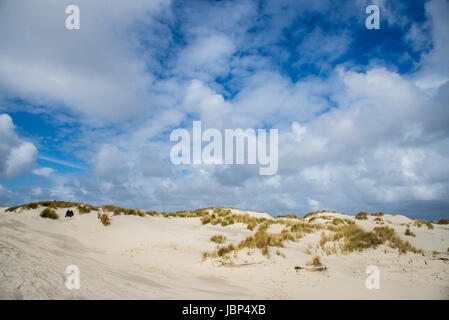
[65,210,74,217]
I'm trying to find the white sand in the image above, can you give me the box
[230,208,274,220]
[0,206,448,299]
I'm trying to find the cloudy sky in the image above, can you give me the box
[0,0,448,219]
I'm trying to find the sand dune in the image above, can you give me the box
[0,204,448,299]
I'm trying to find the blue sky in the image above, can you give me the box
[0,0,448,219]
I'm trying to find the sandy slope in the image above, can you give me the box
[0,206,448,299]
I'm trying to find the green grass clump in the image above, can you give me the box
[236,222,285,256]
[192,208,209,216]
[125,209,138,216]
[201,215,211,225]
[247,221,257,230]
[303,210,327,219]
[6,202,38,212]
[277,214,301,219]
[36,200,79,208]
[303,211,318,218]
[337,225,382,252]
[217,243,236,257]
[40,208,59,220]
[137,210,146,217]
[331,218,344,225]
[203,220,298,260]
[320,232,333,247]
[213,207,232,217]
[289,221,324,237]
[25,203,39,209]
[437,219,449,225]
[159,210,206,218]
[334,225,421,254]
[102,205,142,216]
[225,213,262,230]
[374,217,384,224]
[405,228,416,237]
[413,219,434,230]
[99,213,110,226]
[210,234,227,244]
[7,200,91,212]
[210,218,221,225]
[77,204,95,214]
[355,211,369,220]
[5,206,21,212]
[220,216,235,227]
[202,251,214,260]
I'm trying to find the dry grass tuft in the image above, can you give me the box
[99,213,110,226]
[210,234,227,244]
[77,204,94,214]
[333,224,421,254]
[413,219,434,230]
[404,228,416,237]
[331,218,344,225]
[40,208,59,220]
[355,211,369,220]
[319,232,333,247]
[306,255,322,267]
[7,200,98,212]
[201,215,211,225]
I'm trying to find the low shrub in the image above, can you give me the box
[404,228,416,237]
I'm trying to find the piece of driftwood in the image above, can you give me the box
[220,261,256,268]
[294,265,327,272]
[430,257,449,262]
[308,266,327,272]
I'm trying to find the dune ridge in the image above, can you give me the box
[0,201,448,299]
